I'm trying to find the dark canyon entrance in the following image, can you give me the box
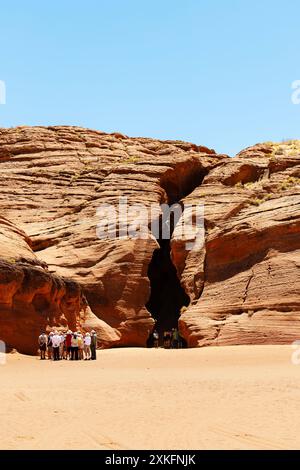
[145,161,208,346]
[146,237,189,342]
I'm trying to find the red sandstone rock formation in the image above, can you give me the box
[0,216,110,354]
[175,142,300,346]
[0,127,299,352]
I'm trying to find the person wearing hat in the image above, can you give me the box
[52,331,61,361]
[84,332,91,360]
[90,330,97,360]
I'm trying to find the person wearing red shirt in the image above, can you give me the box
[65,330,72,360]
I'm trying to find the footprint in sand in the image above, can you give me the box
[15,392,30,402]
[209,425,286,450]
[16,435,34,441]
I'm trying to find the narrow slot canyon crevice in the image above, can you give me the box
[146,162,208,346]
[146,237,190,344]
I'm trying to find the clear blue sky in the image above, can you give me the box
[1,0,299,155]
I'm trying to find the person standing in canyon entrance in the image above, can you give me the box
[77,332,84,360]
[38,332,47,360]
[90,330,97,360]
[52,331,61,361]
[153,330,159,348]
[171,328,179,349]
[59,332,65,359]
[65,330,72,360]
[47,332,53,360]
[71,333,79,360]
[84,332,91,360]
[163,331,171,349]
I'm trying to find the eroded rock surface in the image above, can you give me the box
[176,141,300,346]
[0,126,222,351]
[0,216,112,354]
[0,127,299,351]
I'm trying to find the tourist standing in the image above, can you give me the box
[52,331,61,361]
[77,332,84,360]
[163,331,171,349]
[153,330,159,348]
[171,328,179,349]
[65,330,72,360]
[47,332,54,360]
[71,333,79,360]
[90,330,97,360]
[84,332,91,360]
[59,332,65,359]
[38,332,47,360]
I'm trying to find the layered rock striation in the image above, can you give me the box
[0,127,299,352]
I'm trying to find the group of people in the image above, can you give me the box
[150,328,184,349]
[38,330,98,361]
[39,326,184,358]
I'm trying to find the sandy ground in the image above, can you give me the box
[0,345,300,450]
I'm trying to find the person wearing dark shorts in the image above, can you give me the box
[38,333,47,360]
[71,333,79,360]
[52,331,61,361]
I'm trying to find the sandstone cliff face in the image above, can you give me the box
[0,127,299,352]
[0,126,222,351]
[176,142,300,346]
[0,216,110,354]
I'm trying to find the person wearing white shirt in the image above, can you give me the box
[84,333,91,360]
[52,332,61,361]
